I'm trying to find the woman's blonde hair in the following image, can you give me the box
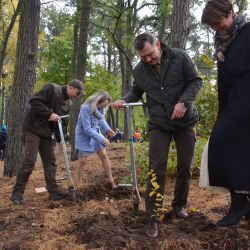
[84,91,112,114]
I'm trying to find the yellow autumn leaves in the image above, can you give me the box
[148,169,164,217]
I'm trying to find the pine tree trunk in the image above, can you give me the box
[70,0,91,161]
[107,40,112,72]
[107,106,115,130]
[115,109,119,129]
[169,0,189,49]
[3,0,40,177]
[118,51,128,139]
[71,18,79,79]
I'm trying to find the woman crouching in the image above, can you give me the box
[75,91,117,189]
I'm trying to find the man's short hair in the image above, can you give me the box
[134,32,156,50]
[68,79,85,95]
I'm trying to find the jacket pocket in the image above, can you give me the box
[89,138,96,149]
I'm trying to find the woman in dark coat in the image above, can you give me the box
[201,0,250,227]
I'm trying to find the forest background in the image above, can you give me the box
[0,0,249,181]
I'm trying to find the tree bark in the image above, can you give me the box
[4,0,40,177]
[70,0,91,160]
[115,109,119,129]
[169,0,189,49]
[107,39,112,72]
[72,22,79,79]
[107,106,115,130]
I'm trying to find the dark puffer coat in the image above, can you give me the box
[122,43,203,132]
[208,23,250,190]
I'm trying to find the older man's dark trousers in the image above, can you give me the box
[13,130,58,194]
[145,125,196,221]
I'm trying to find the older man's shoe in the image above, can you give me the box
[173,207,188,218]
[10,192,24,205]
[145,221,158,238]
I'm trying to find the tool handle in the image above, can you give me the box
[59,115,70,119]
[122,102,143,107]
[58,119,74,187]
[48,114,69,122]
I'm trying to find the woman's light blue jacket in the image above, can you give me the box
[75,104,111,152]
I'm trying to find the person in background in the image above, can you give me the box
[112,32,202,238]
[75,91,117,189]
[201,0,250,227]
[0,124,7,160]
[133,131,141,142]
[110,128,124,143]
[10,79,84,204]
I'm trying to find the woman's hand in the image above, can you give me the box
[102,138,110,146]
[106,129,115,137]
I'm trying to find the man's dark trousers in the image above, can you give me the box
[145,125,196,221]
[13,130,58,194]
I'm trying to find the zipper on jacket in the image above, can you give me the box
[160,58,171,119]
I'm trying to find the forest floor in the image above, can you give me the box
[0,142,249,250]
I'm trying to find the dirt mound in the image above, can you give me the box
[70,210,146,249]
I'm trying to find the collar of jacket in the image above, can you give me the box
[160,42,176,62]
[62,85,68,100]
[160,43,178,81]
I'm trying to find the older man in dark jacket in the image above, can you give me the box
[112,32,203,238]
[10,79,84,205]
